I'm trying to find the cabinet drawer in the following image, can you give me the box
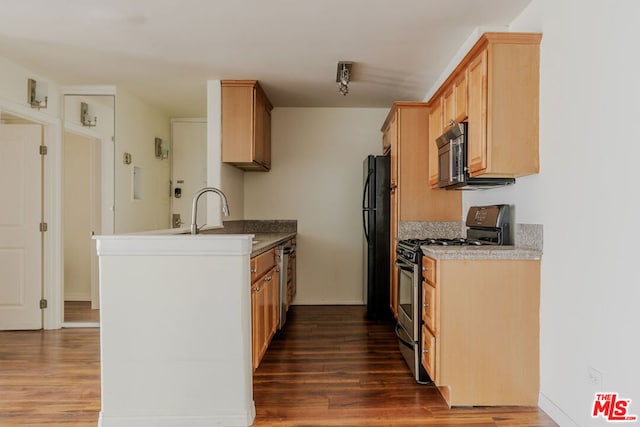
[422,281,436,332]
[422,256,436,284]
[251,248,276,283]
[421,325,436,381]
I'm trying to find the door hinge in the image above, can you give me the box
[40,299,48,309]
[39,222,48,232]
[39,145,48,155]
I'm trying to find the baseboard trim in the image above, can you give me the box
[539,392,579,427]
[98,404,256,427]
[292,300,365,305]
[64,293,91,301]
[62,322,99,328]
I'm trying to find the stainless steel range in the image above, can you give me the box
[395,204,512,383]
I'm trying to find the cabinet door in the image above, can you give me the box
[264,106,271,168]
[221,83,254,164]
[253,248,276,282]
[454,71,467,122]
[467,49,488,175]
[252,265,279,370]
[421,325,436,381]
[422,281,436,333]
[443,72,467,129]
[442,86,455,129]
[251,281,266,370]
[221,80,271,171]
[427,101,442,187]
[254,87,268,168]
[265,266,279,343]
[382,123,392,154]
[422,256,436,285]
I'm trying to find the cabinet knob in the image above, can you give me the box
[449,119,455,126]
[251,268,257,273]
[422,266,428,271]
[422,349,429,354]
[423,303,429,308]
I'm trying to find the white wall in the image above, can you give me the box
[449,1,640,425]
[209,80,245,222]
[114,89,171,233]
[244,108,387,304]
[221,163,245,221]
[0,56,61,118]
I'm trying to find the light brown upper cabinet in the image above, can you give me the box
[222,80,273,171]
[427,100,443,187]
[443,71,468,128]
[427,32,541,186]
[382,103,461,317]
[428,71,468,187]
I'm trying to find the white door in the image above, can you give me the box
[0,124,42,330]
[171,121,207,228]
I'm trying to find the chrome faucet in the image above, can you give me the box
[190,187,230,235]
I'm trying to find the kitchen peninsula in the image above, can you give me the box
[94,220,296,427]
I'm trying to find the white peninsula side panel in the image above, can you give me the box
[95,234,255,427]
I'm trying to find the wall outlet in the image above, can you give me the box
[588,366,603,387]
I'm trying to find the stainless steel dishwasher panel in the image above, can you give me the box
[277,242,293,330]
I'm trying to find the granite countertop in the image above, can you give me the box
[420,245,542,260]
[250,232,296,256]
[400,221,543,260]
[198,220,297,257]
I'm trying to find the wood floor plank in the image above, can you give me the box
[0,329,100,426]
[63,301,100,323]
[252,305,558,427]
[0,305,557,426]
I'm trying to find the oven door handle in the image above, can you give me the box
[395,324,415,350]
[395,259,414,272]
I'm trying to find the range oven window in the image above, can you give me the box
[396,257,418,341]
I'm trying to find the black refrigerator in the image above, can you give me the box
[362,155,391,320]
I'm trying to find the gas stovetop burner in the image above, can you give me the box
[424,237,485,246]
[399,237,489,248]
[396,205,511,263]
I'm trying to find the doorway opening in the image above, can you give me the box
[61,93,115,327]
[62,130,101,325]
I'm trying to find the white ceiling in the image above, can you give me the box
[0,0,531,117]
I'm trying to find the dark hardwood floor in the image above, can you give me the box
[253,306,557,426]
[0,305,557,426]
[0,328,101,426]
[64,301,100,323]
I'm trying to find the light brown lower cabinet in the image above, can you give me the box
[422,256,540,407]
[251,249,279,371]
